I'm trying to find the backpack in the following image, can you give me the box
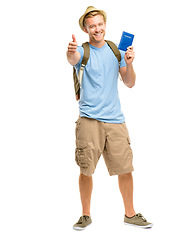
[73,40,121,101]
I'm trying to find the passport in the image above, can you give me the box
[118,31,134,51]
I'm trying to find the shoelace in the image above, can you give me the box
[135,213,147,222]
[77,215,90,224]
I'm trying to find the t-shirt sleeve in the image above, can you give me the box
[74,46,84,71]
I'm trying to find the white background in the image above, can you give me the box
[0,0,196,239]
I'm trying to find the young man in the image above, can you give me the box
[67,6,152,230]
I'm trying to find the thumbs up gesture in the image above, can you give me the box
[68,34,78,54]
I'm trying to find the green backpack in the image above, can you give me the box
[73,40,121,101]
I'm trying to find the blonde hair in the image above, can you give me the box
[83,11,106,27]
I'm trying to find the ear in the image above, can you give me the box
[83,27,88,33]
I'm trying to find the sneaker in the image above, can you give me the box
[124,213,153,228]
[73,215,92,230]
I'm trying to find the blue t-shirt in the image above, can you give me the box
[74,42,126,123]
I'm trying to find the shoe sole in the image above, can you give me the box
[124,222,153,229]
[73,223,92,231]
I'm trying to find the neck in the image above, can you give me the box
[89,39,105,48]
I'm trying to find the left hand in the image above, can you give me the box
[124,46,135,65]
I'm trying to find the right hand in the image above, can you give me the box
[67,34,78,54]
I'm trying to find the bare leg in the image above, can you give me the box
[79,173,93,216]
[118,172,136,217]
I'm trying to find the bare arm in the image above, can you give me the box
[119,46,136,88]
[67,34,81,66]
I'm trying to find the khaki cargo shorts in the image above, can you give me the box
[75,116,134,176]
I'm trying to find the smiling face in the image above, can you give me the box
[83,14,106,47]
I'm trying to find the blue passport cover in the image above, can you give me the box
[118,31,134,51]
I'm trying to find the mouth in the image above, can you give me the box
[94,32,103,37]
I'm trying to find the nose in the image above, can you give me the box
[95,25,100,32]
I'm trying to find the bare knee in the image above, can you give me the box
[119,172,132,178]
[80,173,92,181]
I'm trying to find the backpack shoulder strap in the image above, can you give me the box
[78,42,90,89]
[73,42,90,101]
[105,40,121,66]
[81,42,90,66]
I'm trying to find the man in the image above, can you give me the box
[67,6,152,230]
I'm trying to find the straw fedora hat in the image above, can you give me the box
[79,6,107,31]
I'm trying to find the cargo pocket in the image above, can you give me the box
[75,140,95,170]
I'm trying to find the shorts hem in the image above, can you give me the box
[80,169,95,177]
[109,167,134,176]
